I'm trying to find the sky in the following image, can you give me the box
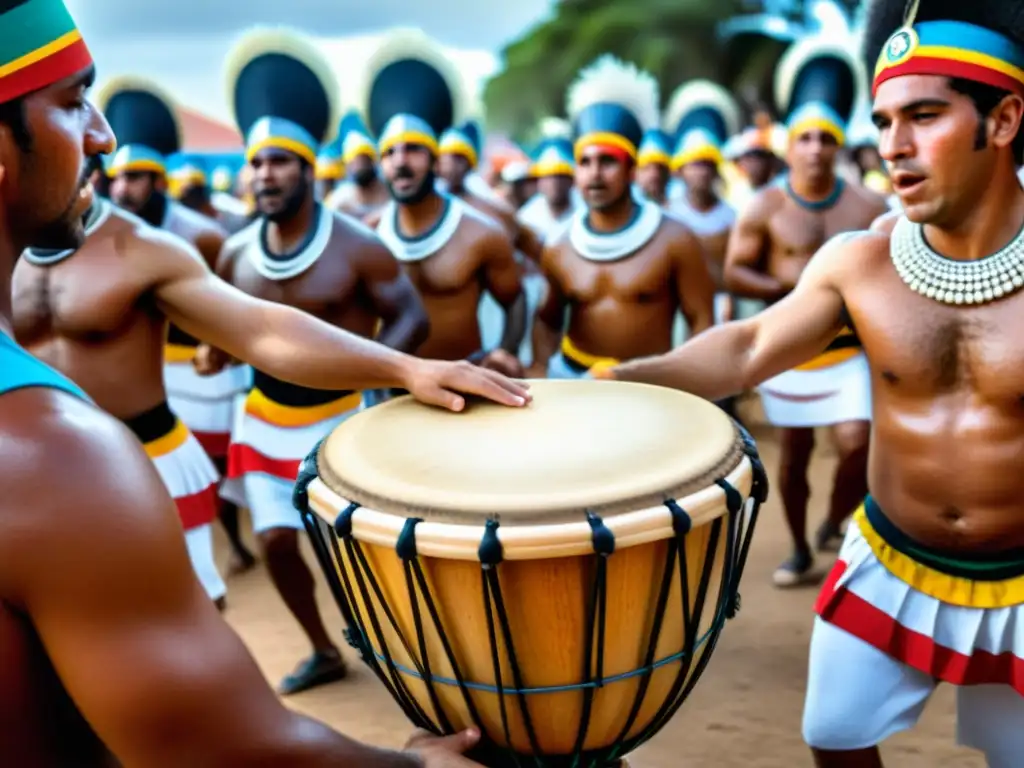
[66,0,555,121]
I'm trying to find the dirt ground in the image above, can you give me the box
[219,399,983,767]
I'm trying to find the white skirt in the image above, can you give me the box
[758,352,871,427]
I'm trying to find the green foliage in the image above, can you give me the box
[484,0,765,143]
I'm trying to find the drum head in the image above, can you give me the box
[318,380,741,523]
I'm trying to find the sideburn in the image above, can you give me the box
[974,116,988,151]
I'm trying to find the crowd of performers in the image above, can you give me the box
[83,23,897,660]
[6,0,1024,762]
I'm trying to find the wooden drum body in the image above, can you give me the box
[296,380,767,767]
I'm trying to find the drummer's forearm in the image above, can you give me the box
[264,714,424,766]
[244,302,413,390]
[612,320,756,400]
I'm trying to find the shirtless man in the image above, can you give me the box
[870,207,900,234]
[517,120,578,238]
[213,28,436,695]
[724,35,889,586]
[635,128,672,206]
[100,78,257,574]
[438,121,543,261]
[438,119,539,363]
[0,2,518,763]
[531,56,715,378]
[664,80,741,326]
[326,110,390,220]
[600,3,1024,762]
[363,29,525,378]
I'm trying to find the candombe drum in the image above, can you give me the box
[295,380,767,767]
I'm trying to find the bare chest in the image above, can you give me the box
[12,256,147,344]
[402,234,483,296]
[852,273,1024,399]
[554,241,674,305]
[228,244,360,318]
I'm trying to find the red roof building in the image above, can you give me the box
[179,107,241,150]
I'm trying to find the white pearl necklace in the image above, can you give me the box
[890,215,1024,305]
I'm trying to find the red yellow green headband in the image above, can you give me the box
[0,0,93,103]
[874,21,1024,97]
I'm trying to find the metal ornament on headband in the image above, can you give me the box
[873,19,1024,96]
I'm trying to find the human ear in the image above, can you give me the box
[989,94,1024,151]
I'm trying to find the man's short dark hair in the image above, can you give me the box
[949,78,1024,164]
[0,97,32,153]
[863,0,1024,165]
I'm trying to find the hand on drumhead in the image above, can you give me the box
[404,728,485,766]
[479,349,525,378]
[404,359,530,411]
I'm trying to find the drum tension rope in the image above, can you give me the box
[291,420,770,767]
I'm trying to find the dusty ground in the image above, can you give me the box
[219,400,982,767]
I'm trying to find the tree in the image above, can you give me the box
[483,0,858,143]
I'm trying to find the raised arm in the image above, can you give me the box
[1,391,432,767]
[479,228,526,354]
[670,225,716,337]
[723,195,786,301]
[353,237,430,353]
[145,229,528,410]
[607,233,862,399]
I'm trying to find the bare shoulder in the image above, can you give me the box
[217,219,260,269]
[0,389,169,597]
[329,208,388,250]
[460,200,508,239]
[739,185,786,224]
[363,208,383,229]
[327,210,397,271]
[809,229,890,284]
[467,193,516,227]
[167,201,228,241]
[119,214,209,276]
[657,209,701,245]
[460,203,513,263]
[870,208,900,234]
